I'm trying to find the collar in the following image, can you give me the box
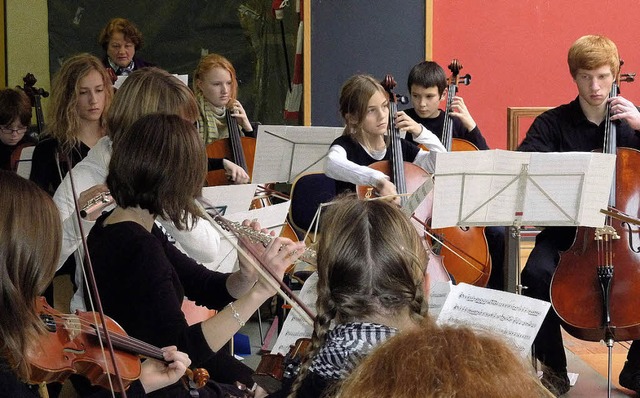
[108,58,136,75]
[567,96,604,128]
[309,322,397,380]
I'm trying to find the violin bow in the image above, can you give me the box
[195,197,316,326]
[62,153,129,397]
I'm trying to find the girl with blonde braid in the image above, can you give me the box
[276,196,430,398]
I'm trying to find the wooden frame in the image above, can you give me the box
[506,107,552,150]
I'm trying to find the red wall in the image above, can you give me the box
[433,0,640,149]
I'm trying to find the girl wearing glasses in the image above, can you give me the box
[0,88,36,171]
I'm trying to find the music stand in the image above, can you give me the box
[252,125,343,184]
[431,149,616,294]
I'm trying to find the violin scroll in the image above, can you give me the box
[183,367,210,395]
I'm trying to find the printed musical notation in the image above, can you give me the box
[437,283,550,357]
[274,277,549,358]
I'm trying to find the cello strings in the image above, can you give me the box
[410,215,486,274]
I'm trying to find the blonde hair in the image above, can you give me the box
[193,53,238,108]
[47,53,113,154]
[106,67,199,143]
[339,74,388,146]
[288,196,429,397]
[568,35,620,78]
[336,320,554,398]
[0,171,61,380]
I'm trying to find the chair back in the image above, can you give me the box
[288,172,336,238]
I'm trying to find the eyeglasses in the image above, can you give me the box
[0,126,28,136]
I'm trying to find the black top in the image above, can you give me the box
[80,213,255,397]
[518,96,640,247]
[403,107,489,150]
[330,134,420,194]
[29,137,90,196]
[518,97,640,152]
[87,213,234,366]
[0,357,148,398]
[0,359,40,398]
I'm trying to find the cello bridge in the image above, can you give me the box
[594,225,620,241]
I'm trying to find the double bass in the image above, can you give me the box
[550,68,640,342]
[426,60,492,286]
[357,74,450,283]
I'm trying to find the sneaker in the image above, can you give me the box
[619,361,640,393]
[541,369,570,396]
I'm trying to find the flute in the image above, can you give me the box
[80,191,113,218]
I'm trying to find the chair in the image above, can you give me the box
[288,172,336,241]
[506,107,552,150]
[15,145,35,179]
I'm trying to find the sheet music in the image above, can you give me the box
[427,281,453,318]
[432,150,615,228]
[201,184,258,216]
[269,276,548,358]
[252,125,343,184]
[436,283,550,357]
[271,272,318,355]
[202,201,290,273]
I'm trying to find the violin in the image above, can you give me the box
[28,297,210,394]
[356,74,450,284]
[205,109,256,186]
[252,338,311,394]
[425,60,492,286]
[551,65,640,342]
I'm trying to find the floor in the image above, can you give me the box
[50,240,638,397]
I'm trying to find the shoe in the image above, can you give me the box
[541,369,570,396]
[619,361,640,393]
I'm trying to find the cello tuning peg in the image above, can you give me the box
[459,74,472,86]
[621,72,636,83]
[396,94,409,105]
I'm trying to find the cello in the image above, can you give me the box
[551,68,640,342]
[357,74,450,283]
[550,67,640,396]
[205,110,256,186]
[10,73,48,172]
[426,60,492,286]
